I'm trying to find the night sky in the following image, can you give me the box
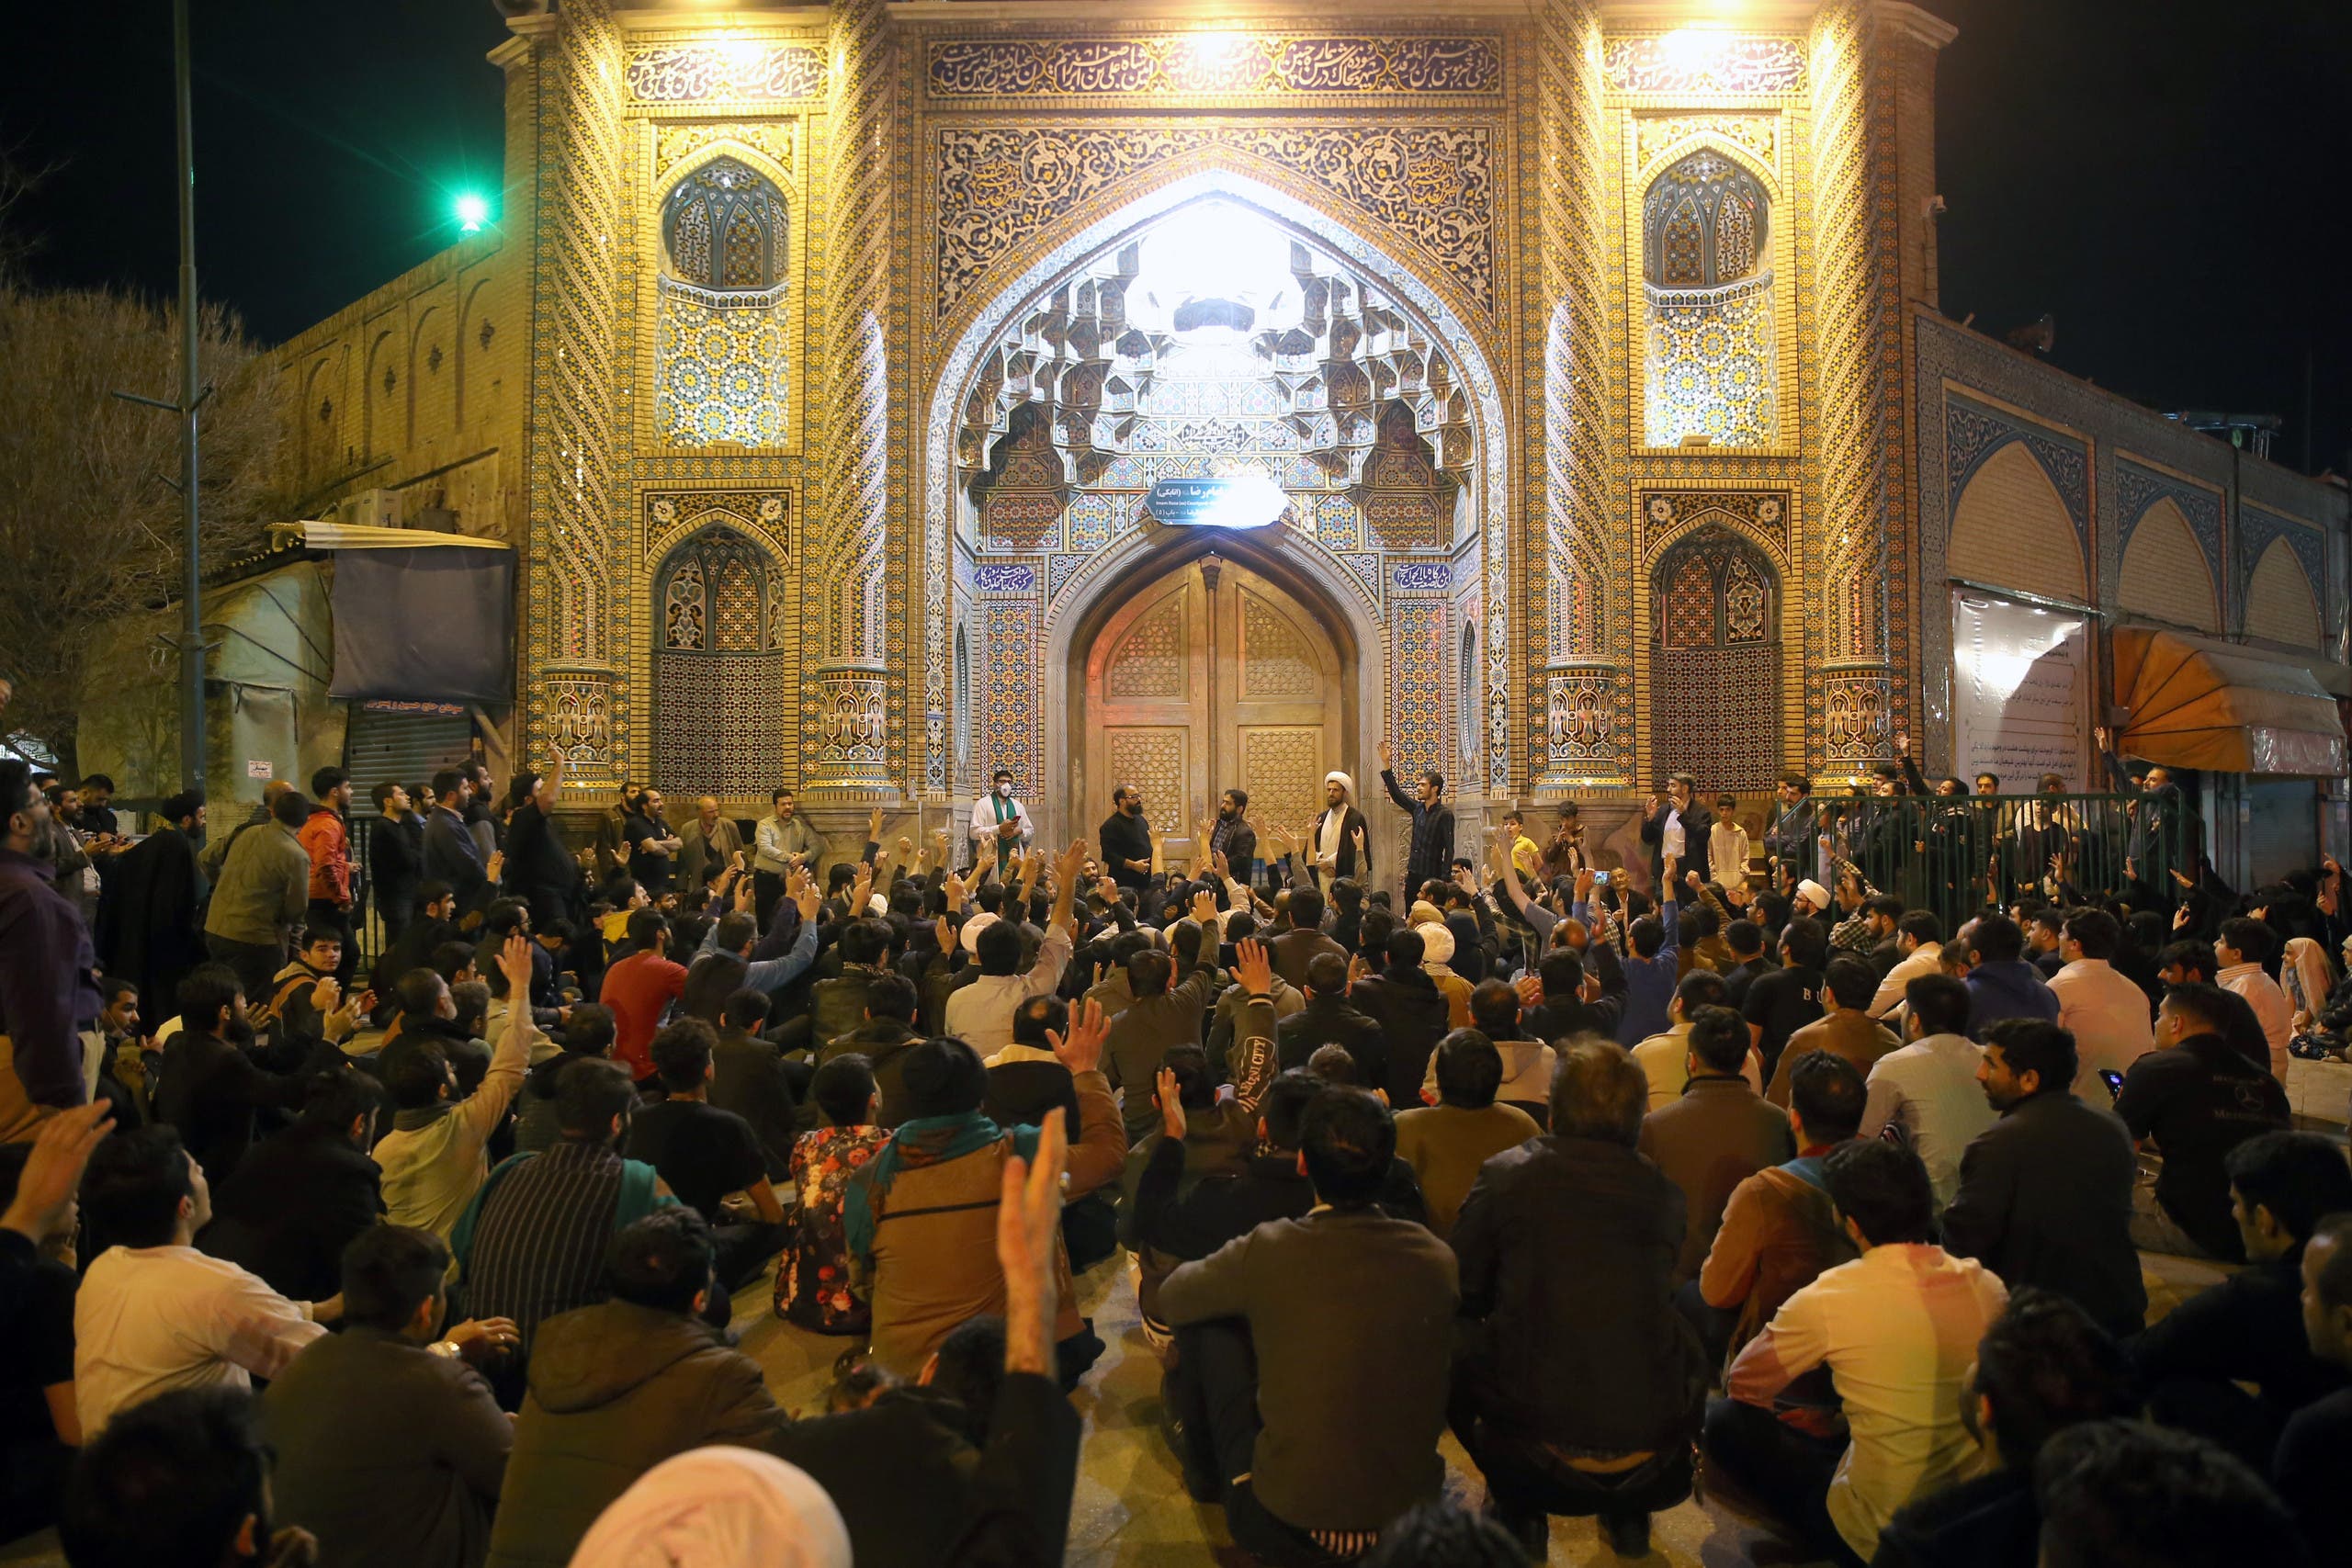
[8,1,2348,473]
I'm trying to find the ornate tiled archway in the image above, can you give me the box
[917,167,1513,809]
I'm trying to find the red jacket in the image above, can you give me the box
[298,807,351,906]
[599,950,688,1080]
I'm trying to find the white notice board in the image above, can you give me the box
[1951,592,2089,789]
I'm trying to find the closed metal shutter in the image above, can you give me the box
[2247,778,2320,886]
[345,704,476,823]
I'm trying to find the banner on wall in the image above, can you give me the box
[1951,592,2089,788]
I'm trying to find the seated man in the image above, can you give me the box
[1940,1018,2145,1338]
[775,1054,892,1336]
[1632,971,1760,1110]
[1640,1004,1794,1283]
[626,1018,787,1292]
[941,841,1084,1058]
[1766,956,1900,1107]
[1393,1030,1540,1239]
[1704,1142,2008,1565]
[1107,943,1226,1143]
[2041,1420,2311,1568]
[1159,1086,1458,1564]
[2276,1212,2352,1561]
[198,1069,386,1305]
[848,1016,1124,1382]
[823,972,924,1122]
[1856,974,1997,1213]
[2114,981,2291,1262]
[1453,1042,1705,1559]
[2131,1130,2352,1469]
[1872,1290,2138,1568]
[486,1211,784,1568]
[58,1388,311,1568]
[1273,951,1386,1090]
[373,932,536,1245]
[1690,1052,1865,1372]
[707,987,798,1181]
[74,1125,337,1437]
[149,964,311,1186]
[261,1225,516,1568]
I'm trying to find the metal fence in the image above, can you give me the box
[1775,790,2199,931]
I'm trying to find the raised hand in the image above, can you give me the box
[790,867,821,925]
[943,869,968,912]
[1231,936,1273,996]
[2093,726,2111,752]
[1894,730,1911,757]
[1514,972,1544,1011]
[934,915,956,954]
[3,1100,114,1244]
[1054,838,1089,888]
[867,807,886,840]
[1048,996,1108,1076]
[498,931,535,999]
[1155,1066,1189,1143]
[733,874,756,913]
[1377,740,1393,770]
[997,1105,1067,1377]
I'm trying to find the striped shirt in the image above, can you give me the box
[464,1141,632,1355]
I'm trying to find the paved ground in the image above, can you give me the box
[3,1247,2233,1568]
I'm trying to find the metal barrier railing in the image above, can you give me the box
[1766,790,2197,929]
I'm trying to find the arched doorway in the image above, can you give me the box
[1650,525,1781,792]
[1072,552,1351,863]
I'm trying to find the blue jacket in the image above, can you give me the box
[1964,959,2058,1038]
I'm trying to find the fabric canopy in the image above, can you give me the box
[271,521,515,705]
[2110,626,2346,776]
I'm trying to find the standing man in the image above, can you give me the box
[2095,726,2200,897]
[1205,790,1257,887]
[1642,773,1714,892]
[300,768,356,988]
[368,782,424,953]
[203,790,314,1004]
[1761,773,1817,885]
[969,769,1033,881]
[674,796,743,896]
[1308,771,1370,888]
[1379,741,1454,902]
[752,787,826,926]
[423,770,492,915]
[624,788,683,899]
[1099,784,1154,895]
[98,789,209,1037]
[0,760,102,1140]
[502,761,580,930]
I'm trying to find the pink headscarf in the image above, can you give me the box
[568,1446,850,1568]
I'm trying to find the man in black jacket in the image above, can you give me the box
[1377,741,1453,903]
[150,964,312,1188]
[1940,1019,2146,1337]
[368,783,426,950]
[2129,1130,2352,1469]
[96,789,209,1040]
[1099,784,1155,894]
[1872,1289,2136,1568]
[708,988,798,1182]
[1761,773,1817,884]
[1206,790,1258,889]
[1349,927,1452,1110]
[1275,953,1386,1085]
[1451,1040,1704,1560]
[1641,773,1714,892]
[500,761,581,931]
[198,1070,386,1304]
[2114,982,2291,1262]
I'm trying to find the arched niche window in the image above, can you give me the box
[658,156,789,447]
[1643,150,1776,447]
[1651,526,1781,791]
[652,526,786,797]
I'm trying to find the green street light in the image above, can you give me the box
[455,192,490,233]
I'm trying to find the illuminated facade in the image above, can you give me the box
[266,0,2346,865]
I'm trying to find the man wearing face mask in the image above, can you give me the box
[0,759,104,1142]
[970,769,1034,880]
[1101,784,1155,894]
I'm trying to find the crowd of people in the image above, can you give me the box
[3,733,2351,1568]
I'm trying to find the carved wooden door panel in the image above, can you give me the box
[1081,558,1342,869]
[1214,563,1341,850]
[1083,573,1210,865]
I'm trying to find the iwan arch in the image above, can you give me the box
[266,0,1983,852]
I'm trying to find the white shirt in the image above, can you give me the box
[1709,821,1751,888]
[2219,963,2294,1078]
[75,1245,328,1437]
[1857,1033,1998,1210]
[967,793,1034,859]
[1661,807,1686,863]
[2048,958,2154,1102]
[1868,942,1945,1020]
[1727,1245,2008,1560]
[943,923,1074,1057]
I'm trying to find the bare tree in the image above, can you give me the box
[0,285,288,773]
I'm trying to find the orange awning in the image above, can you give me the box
[2111,626,2346,776]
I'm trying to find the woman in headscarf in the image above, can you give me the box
[569,1447,850,1568]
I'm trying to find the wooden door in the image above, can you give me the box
[1080,558,1342,868]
